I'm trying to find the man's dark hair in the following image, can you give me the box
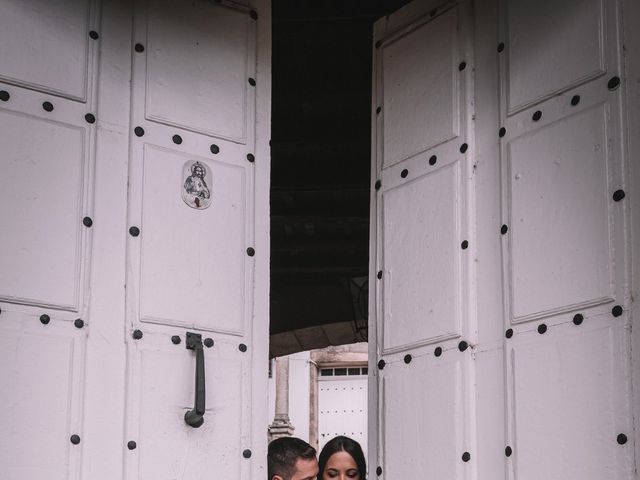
[268,437,316,480]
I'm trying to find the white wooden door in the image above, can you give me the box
[369,0,637,479]
[0,1,271,479]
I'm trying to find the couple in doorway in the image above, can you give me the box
[268,435,366,480]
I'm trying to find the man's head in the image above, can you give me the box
[268,437,318,480]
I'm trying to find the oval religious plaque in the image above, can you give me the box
[182,160,212,209]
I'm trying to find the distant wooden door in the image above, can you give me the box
[0,1,271,479]
[369,0,636,478]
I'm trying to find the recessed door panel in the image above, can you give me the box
[509,324,630,479]
[0,110,87,311]
[133,341,244,480]
[506,0,605,112]
[139,145,246,334]
[144,0,251,142]
[381,164,461,352]
[0,0,93,100]
[508,105,613,321]
[383,355,465,479]
[381,8,459,168]
[0,321,85,480]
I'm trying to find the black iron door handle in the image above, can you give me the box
[184,332,206,428]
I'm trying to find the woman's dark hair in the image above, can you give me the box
[318,436,366,478]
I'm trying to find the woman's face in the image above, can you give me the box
[322,451,360,480]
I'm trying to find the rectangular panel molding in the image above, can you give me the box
[0,110,88,311]
[137,145,247,334]
[507,105,614,322]
[0,0,95,101]
[381,163,462,353]
[380,7,460,168]
[504,0,606,113]
[142,0,254,142]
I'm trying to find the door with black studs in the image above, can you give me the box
[369,0,637,478]
[0,1,271,479]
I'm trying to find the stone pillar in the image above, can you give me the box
[268,356,295,441]
[308,359,319,451]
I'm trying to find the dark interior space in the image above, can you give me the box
[270,0,411,356]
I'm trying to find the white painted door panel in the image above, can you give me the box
[0,0,96,101]
[0,0,271,479]
[371,0,636,479]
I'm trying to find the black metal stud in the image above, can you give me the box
[247,153,255,163]
[376,466,383,476]
[458,341,468,352]
[571,95,581,106]
[532,110,542,122]
[612,305,623,317]
[377,359,385,370]
[74,318,84,329]
[537,323,547,334]
[239,343,247,352]
[505,328,513,339]
[0,90,10,101]
[612,190,625,202]
[573,313,584,325]
[132,329,143,340]
[377,270,383,279]
[461,240,469,250]
[434,346,443,357]
[505,446,512,457]
[375,40,381,49]
[246,247,255,257]
[134,43,145,53]
[458,62,467,71]
[171,335,181,345]
[89,30,99,40]
[460,143,468,153]
[83,216,93,227]
[497,42,505,52]
[617,433,627,445]
[243,449,252,458]
[376,106,381,114]
[134,126,145,137]
[210,144,220,154]
[501,224,508,235]
[375,180,381,190]
[404,354,412,364]
[429,155,437,166]
[462,452,471,462]
[40,314,51,325]
[85,113,96,124]
[607,76,621,91]
[248,78,256,86]
[401,169,408,178]
[499,127,506,137]
[127,440,137,450]
[42,101,54,112]
[129,226,140,237]
[172,134,182,145]
[250,10,258,20]
[204,338,214,348]
[70,434,81,445]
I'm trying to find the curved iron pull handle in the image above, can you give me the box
[184,332,206,428]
